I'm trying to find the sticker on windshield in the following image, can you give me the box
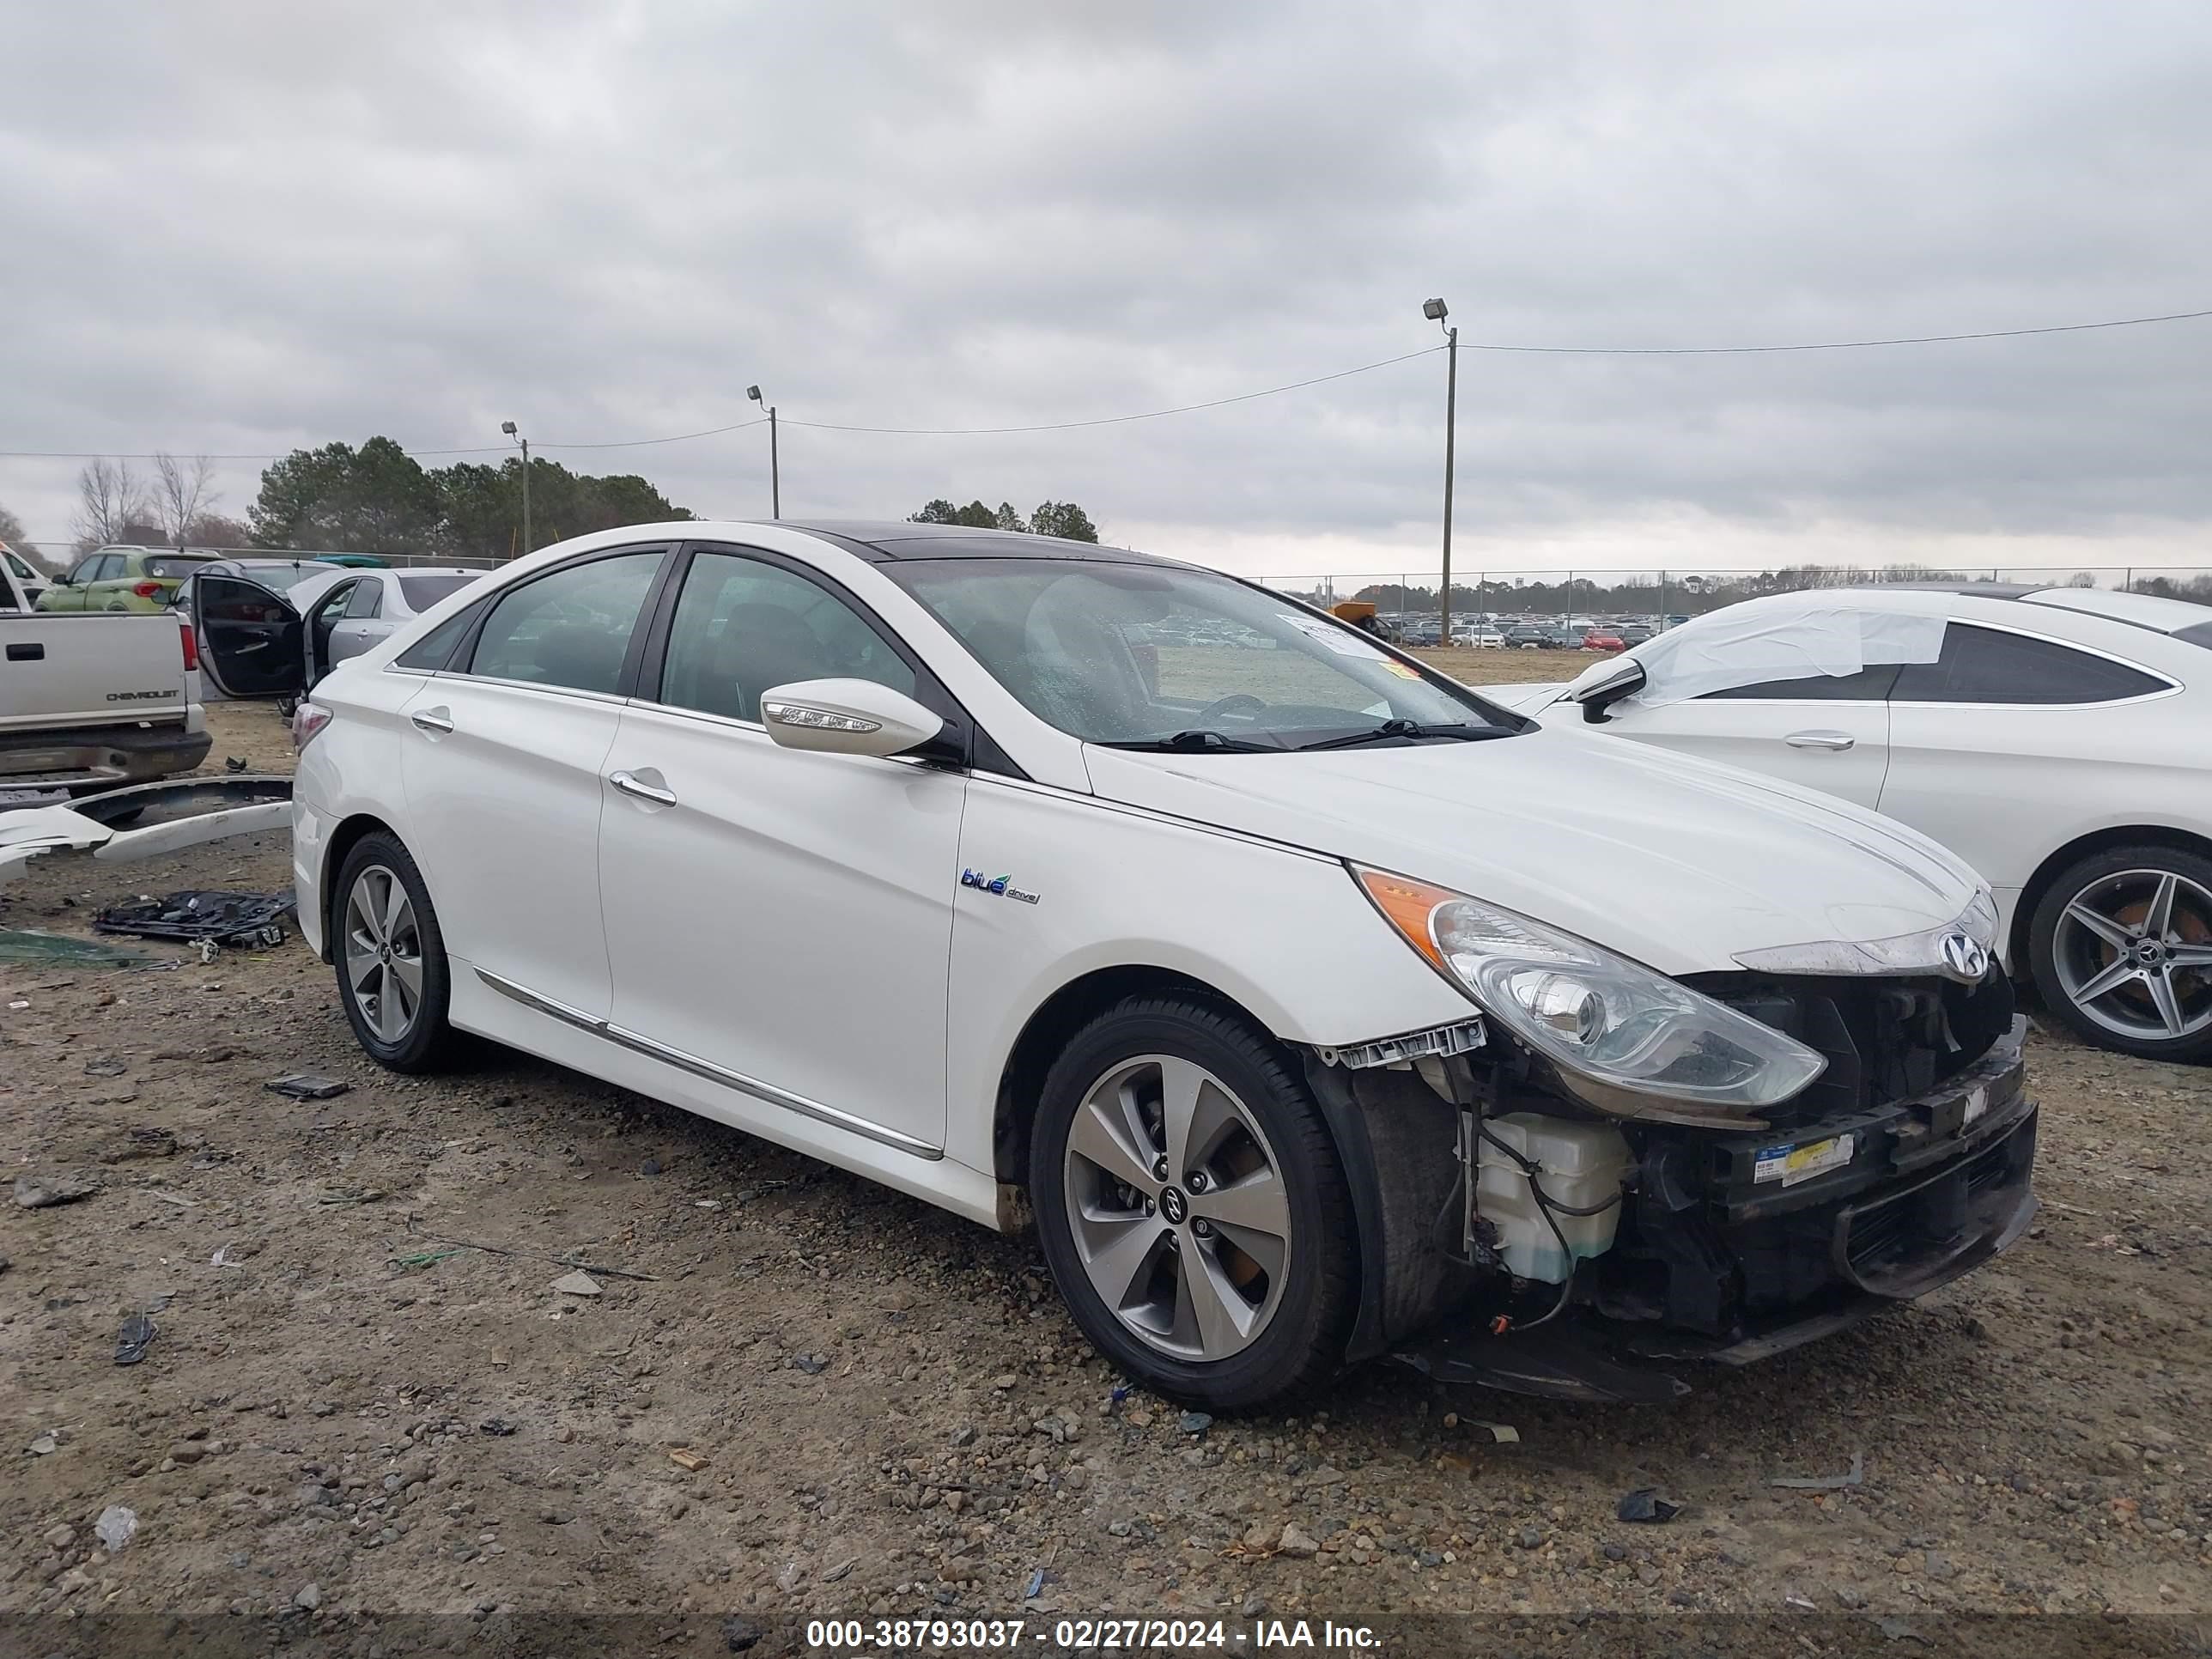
[1278,612,1388,660]
[1380,660,1422,680]
[1753,1132,1855,1188]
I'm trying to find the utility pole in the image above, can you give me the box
[501,421,531,557]
[1422,300,1458,648]
[747,386,780,518]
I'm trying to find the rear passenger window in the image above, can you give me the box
[1891,623,2167,705]
[656,550,915,722]
[1700,664,1902,701]
[345,580,383,619]
[463,551,665,693]
[395,603,483,671]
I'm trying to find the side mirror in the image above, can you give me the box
[1566,656,1646,723]
[759,678,945,759]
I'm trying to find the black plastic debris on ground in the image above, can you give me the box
[94,890,294,948]
[1617,1487,1681,1523]
[114,1314,158,1366]
[267,1075,349,1102]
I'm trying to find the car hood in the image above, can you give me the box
[1081,726,1981,977]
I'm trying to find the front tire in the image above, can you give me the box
[2028,844,2212,1062]
[332,832,465,1073]
[1029,995,1357,1410]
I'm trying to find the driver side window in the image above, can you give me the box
[656,550,915,723]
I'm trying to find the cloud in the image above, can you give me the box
[3,0,2209,582]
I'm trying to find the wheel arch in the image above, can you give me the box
[316,811,404,962]
[2010,822,2212,969]
[990,962,1403,1365]
[990,964,1266,1188]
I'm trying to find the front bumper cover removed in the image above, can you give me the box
[1397,1022,2039,1402]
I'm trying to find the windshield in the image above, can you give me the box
[398,573,483,608]
[144,554,218,580]
[884,556,1519,749]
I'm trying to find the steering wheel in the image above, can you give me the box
[1192,693,1267,726]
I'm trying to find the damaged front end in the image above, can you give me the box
[1317,960,2038,1403]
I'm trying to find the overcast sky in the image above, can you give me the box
[5,1,2211,580]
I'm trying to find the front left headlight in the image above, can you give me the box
[1356,867,1826,1124]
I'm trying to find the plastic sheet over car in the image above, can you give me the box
[1571,601,1948,707]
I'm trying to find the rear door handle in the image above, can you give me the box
[1784,729,1855,750]
[410,706,454,734]
[609,769,678,807]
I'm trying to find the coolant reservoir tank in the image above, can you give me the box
[1475,1113,1632,1284]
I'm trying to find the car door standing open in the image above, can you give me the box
[193,571,307,699]
[595,543,969,1154]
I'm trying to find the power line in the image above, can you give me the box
[3,304,2207,462]
[1454,306,2212,356]
[781,346,1446,435]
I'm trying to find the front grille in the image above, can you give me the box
[1680,968,2014,1127]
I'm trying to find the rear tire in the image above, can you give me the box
[1029,994,1357,1411]
[331,831,466,1073]
[2028,843,2212,1063]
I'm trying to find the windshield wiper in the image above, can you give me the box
[1296,719,1504,751]
[1098,729,1280,753]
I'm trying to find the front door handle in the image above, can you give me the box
[1784,729,1855,751]
[410,706,454,734]
[610,769,678,807]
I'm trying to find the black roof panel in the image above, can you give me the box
[781,520,1176,565]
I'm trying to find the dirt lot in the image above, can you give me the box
[1408,645,1594,689]
[3,698,2209,1650]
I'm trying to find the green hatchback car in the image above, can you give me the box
[36,546,222,611]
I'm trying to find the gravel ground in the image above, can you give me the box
[3,699,2209,1652]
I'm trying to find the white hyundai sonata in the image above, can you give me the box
[287,521,2037,1408]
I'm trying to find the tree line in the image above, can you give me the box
[247,438,692,560]
[909,498,1099,541]
[19,446,1107,565]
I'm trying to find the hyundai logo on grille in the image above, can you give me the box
[1939,931,1991,982]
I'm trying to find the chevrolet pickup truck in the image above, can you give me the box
[1,557,210,793]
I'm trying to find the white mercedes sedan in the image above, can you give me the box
[285,522,2038,1407]
[1523,585,2212,1064]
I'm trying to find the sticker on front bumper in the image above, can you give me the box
[1754,1132,1856,1188]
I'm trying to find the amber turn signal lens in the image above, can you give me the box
[1354,867,1465,972]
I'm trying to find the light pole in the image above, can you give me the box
[746,386,779,518]
[1422,298,1457,648]
[501,420,531,558]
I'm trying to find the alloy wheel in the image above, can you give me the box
[2051,867,2212,1043]
[1060,1054,1293,1361]
[343,864,424,1045]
